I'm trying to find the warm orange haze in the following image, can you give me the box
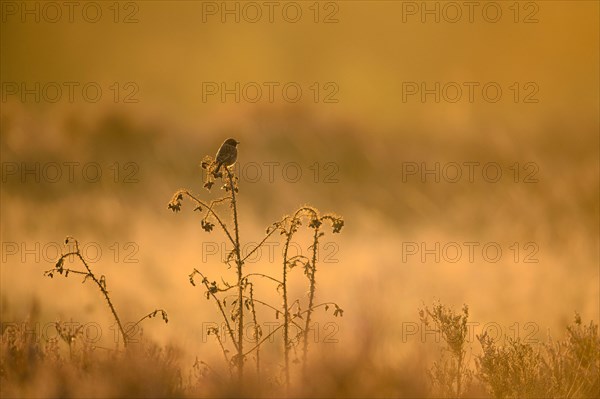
[1,1,599,398]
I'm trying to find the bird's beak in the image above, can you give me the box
[236,140,241,145]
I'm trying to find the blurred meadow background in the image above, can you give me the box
[1,1,599,397]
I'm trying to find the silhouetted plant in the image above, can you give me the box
[419,301,473,398]
[44,237,168,349]
[169,149,344,389]
[420,302,600,399]
[544,313,600,397]
[477,333,544,398]
[279,206,344,385]
[476,313,599,399]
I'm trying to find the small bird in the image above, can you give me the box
[214,138,239,174]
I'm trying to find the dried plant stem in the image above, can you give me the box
[282,224,294,388]
[249,283,261,379]
[241,302,338,358]
[175,190,236,247]
[223,294,305,333]
[281,207,319,388]
[172,158,344,389]
[61,247,128,349]
[191,269,238,352]
[243,273,283,286]
[47,237,169,352]
[214,331,233,378]
[227,169,244,382]
[302,225,320,377]
[241,221,285,263]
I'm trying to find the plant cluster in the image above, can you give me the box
[168,154,344,388]
[419,301,473,397]
[421,302,600,398]
[44,237,168,350]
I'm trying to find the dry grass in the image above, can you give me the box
[419,302,599,399]
[2,302,598,398]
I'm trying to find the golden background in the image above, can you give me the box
[1,1,598,396]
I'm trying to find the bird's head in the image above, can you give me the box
[225,138,240,147]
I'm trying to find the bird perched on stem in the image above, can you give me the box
[214,138,239,174]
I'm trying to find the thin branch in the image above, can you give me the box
[241,220,286,262]
[53,238,129,349]
[240,302,332,358]
[243,273,283,286]
[125,309,169,337]
[222,294,305,332]
[249,283,261,379]
[211,329,233,378]
[176,190,236,248]
[191,269,239,352]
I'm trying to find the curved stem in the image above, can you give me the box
[243,273,283,286]
[243,322,285,358]
[126,309,168,336]
[192,270,238,352]
[287,255,310,265]
[178,190,236,248]
[241,222,284,263]
[222,294,305,332]
[61,242,128,349]
[241,302,328,358]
